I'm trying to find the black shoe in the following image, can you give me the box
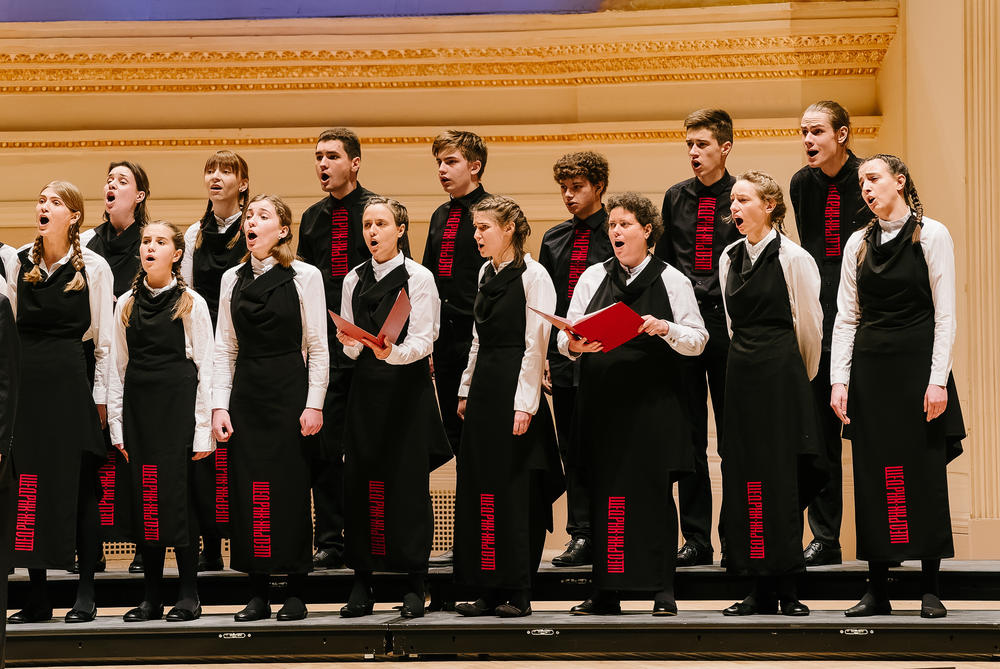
[340,597,375,618]
[652,600,678,616]
[722,595,778,616]
[198,553,224,572]
[844,592,892,617]
[69,553,106,574]
[496,602,531,618]
[277,597,308,621]
[400,592,425,619]
[166,604,202,622]
[235,597,271,622]
[455,598,493,617]
[552,537,592,567]
[676,543,713,567]
[311,548,344,571]
[65,604,97,623]
[570,597,622,616]
[780,599,810,616]
[803,541,842,566]
[428,548,454,567]
[128,553,144,574]
[8,606,53,624]
[920,594,947,619]
[123,602,163,622]
[719,551,728,569]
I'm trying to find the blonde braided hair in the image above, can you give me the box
[23,181,87,292]
[120,220,194,327]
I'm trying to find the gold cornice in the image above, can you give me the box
[0,126,880,150]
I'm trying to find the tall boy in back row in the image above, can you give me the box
[539,151,614,567]
[656,109,742,566]
[422,131,491,566]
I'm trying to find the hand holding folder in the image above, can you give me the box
[529,301,644,353]
[331,289,411,350]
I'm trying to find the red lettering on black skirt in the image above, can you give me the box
[607,496,625,573]
[885,465,909,544]
[142,465,159,543]
[252,481,272,558]
[747,481,765,559]
[369,481,386,556]
[214,445,229,524]
[14,474,38,552]
[98,456,116,526]
[480,493,496,570]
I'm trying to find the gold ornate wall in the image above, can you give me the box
[4,0,993,558]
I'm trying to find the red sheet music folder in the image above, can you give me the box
[330,289,411,348]
[529,301,644,353]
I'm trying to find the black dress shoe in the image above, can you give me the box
[803,541,842,566]
[455,598,494,617]
[340,597,375,618]
[8,606,53,624]
[123,602,163,622]
[653,599,678,616]
[676,543,713,567]
[69,553,106,574]
[311,548,345,570]
[780,599,810,616]
[128,553,144,574]
[166,604,202,622]
[234,597,271,622]
[427,548,454,567]
[65,605,97,623]
[570,597,622,615]
[552,537,592,567]
[920,593,947,619]
[496,602,532,618]
[400,592,425,619]
[722,595,777,616]
[198,553,224,572]
[277,597,308,621]
[844,592,892,617]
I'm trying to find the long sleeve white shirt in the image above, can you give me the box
[8,245,115,404]
[830,212,956,387]
[339,252,441,365]
[458,254,556,416]
[719,229,824,380]
[108,281,216,452]
[212,257,330,411]
[557,254,708,360]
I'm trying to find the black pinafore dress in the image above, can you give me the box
[849,217,965,562]
[12,252,105,569]
[227,263,313,574]
[191,215,244,540]
[87,222,142,543]
[454,263,564,591]
[721,236,826,576]
[342,261,452,574]
[123,285,199,548]
[575,257,693,592]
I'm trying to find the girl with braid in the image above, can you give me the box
[108,221,214,622]
[6,181,114,624]
[832,155,965,618]
[180,150,250,573]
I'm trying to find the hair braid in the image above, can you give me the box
[63,221,86,292]
[22,235,45,284]
[906,184,923,245]
[120,266,146,328]
[171,264,195,321]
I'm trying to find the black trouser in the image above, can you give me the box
[551,385,590,539]
[308,367,349,556]
[677,301,729,552]
[806,349,844,548]
[0,457,15,669]
[433,311,473,456]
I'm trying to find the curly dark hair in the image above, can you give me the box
[606,192,663,248]
[552,151,610,197]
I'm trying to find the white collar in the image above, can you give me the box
[878,207,912,234]
[250,254,278,277]
[617,252,652,279]
[745,227,777,259]
[144,276,177,296]
[372,251,404,273]
[214,209,242,230]
[38,247,74,276]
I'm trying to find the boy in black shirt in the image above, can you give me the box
[656,109,742,567]
[539,151,614,567]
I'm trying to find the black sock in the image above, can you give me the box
[868,561,890,601]
[174,545,200,610]
[775,573,797,602]
[348,570,373,606]
[286,573,307,602]
[249,572,269,603]
[201,533,222,560]
[141,546,166,606]
[921,559,941,597]
[26,568,49,612]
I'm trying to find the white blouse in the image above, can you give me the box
[179,211,243,287]
[458,254,556,416]
[108,283,215,452]
[718,231,824,380]
[557,254,708,360]
[339,252,441,365]
[7,245,115,404]
[212,258,330,411]
[830,212,956,387]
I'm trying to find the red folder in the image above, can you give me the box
[529,301,644,353]
[330,289,411,349]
